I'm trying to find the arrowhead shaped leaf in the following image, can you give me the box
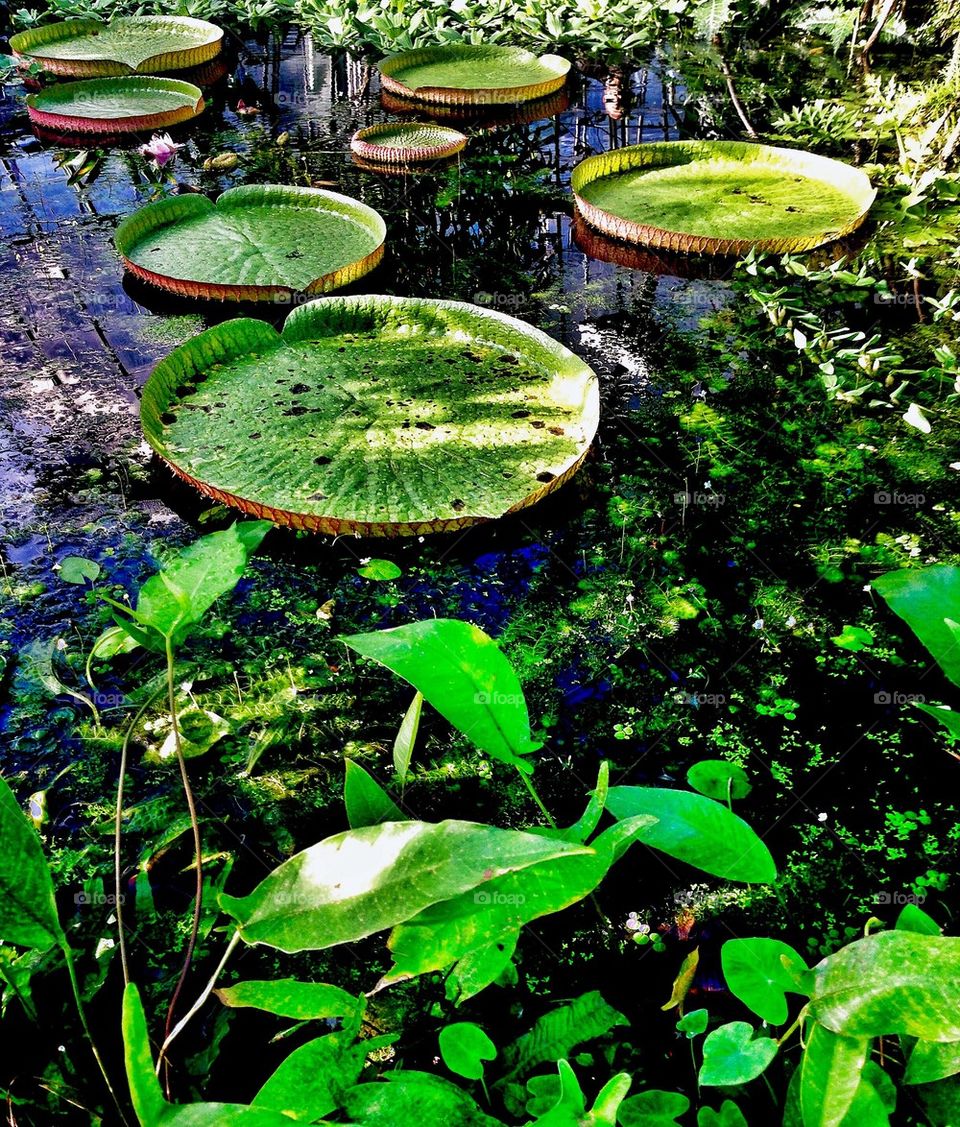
[721,937,809,1024]
[340,619,540,770]
[618,1089,690,1125]
[606,787,777,883]
[699,1022,778,1087]
[0,774,63,952]
[873,566,960,687]
[697,1102,748,1127]
[220,820,590,953]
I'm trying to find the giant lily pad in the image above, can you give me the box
[381,88,570,127]
[378,45,570,106]
[26,77,203,135]
[351,122,468,165]
[141,296,599,536]
[10,16,223,78]
[115,184,386,302]
[572,141,876,256]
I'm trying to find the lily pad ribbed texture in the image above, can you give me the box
[378,45,570,106]
[26,77,204,134]
[571,140,876,255]
[141,296,600,536]
[10,16,223,78]
[115,184,386,302]
[351,122,468,164]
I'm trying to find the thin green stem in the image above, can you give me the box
[156,930,241,1074]
[61,939,130,1126]
[160,633,204,1094]
[115,688,165,987]
[518,769,558,829]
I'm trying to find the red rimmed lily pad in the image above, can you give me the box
[10,16,223,78]
[381,87,570,127]
[378,45,570,106]
[26,76,204,136]
[572,140,876,256]
[115,184,386,302]
[141,296,600,537]
[350,122,468,165]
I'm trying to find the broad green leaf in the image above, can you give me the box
[214,978,359,1021]
[835,1065,892,1125]
[383,817,654,985]
[587,1073,632,1126]
[59,555,101,584]
[914,702,960,740]
[439,1022,496,1080]
[446,932,519,1005]
[661,947,699,1012]
[808,931,960,1040]
[830,625,873,652]
[253,1030,395,1121]
[606,787,777,883]
[131,521,272,647]
[873,566,960,687]
[904,1039,960,1085]
[697,1102,748,1127]
[344,761,404,828]
[699,1022,778,1086]
[122,983,317,1127]
[618,1088,690,1125]
[895,903,941,935]
[0,775,63,951]
[677,1009,709,1038]
[527,1059,585,1124]
[89,624,140,663]
[340,1072,505,1126]
[340,619,540,770]
[220,820,590,953]
[499,991,628,1085]
[721,938,809,1024]
[27,76,203,122]
[393,691,422,782]
[685,760,751,802]
[800,1021,870,1127]
[358,559,402,581]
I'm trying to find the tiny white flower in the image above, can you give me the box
[817,812,828,822]
[752,618,764,630]
[785,615,797,628]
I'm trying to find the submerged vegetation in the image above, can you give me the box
[1,0,960,1122]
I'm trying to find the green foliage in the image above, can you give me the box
[720,938,808,1024]
[698,1021,778,1086]
[618,1089,690,1125]
[873,565,960,687]
[0,775,64,952]
[213,978,360,1021]
[685,760,751,803]
[606,786,777,883]
[439,1021,497,1080]
[343,760,404,827]
[341,618,541,772]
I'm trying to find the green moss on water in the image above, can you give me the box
[579,160,865,240]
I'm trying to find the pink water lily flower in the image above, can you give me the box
[139,133,182,168]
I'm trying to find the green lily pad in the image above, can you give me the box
[351,122,468,164]
[141,296,599,536]
[10,16,223,78]
[26,76,203,135]
[699,1022,778,1086]
[115,184,386,302]
[572,141,875,256]
[378,45,570,106]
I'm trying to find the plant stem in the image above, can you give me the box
[161,633,204,1094]
[156,930,241,1074]
[115,689,165,986]
[60,939,130,1127]
[518,769,558,829]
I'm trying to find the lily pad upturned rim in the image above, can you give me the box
[378,45,571,106]
[25,76,204,135]
[350,122,468,164]
[115,184,387,302]
[141,295,600,537]
[10,16,224,78]
[380,87,570,128]
[571,140,877,256]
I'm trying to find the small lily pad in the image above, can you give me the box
[59,555,100,584]
[699,1022,778,1086]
